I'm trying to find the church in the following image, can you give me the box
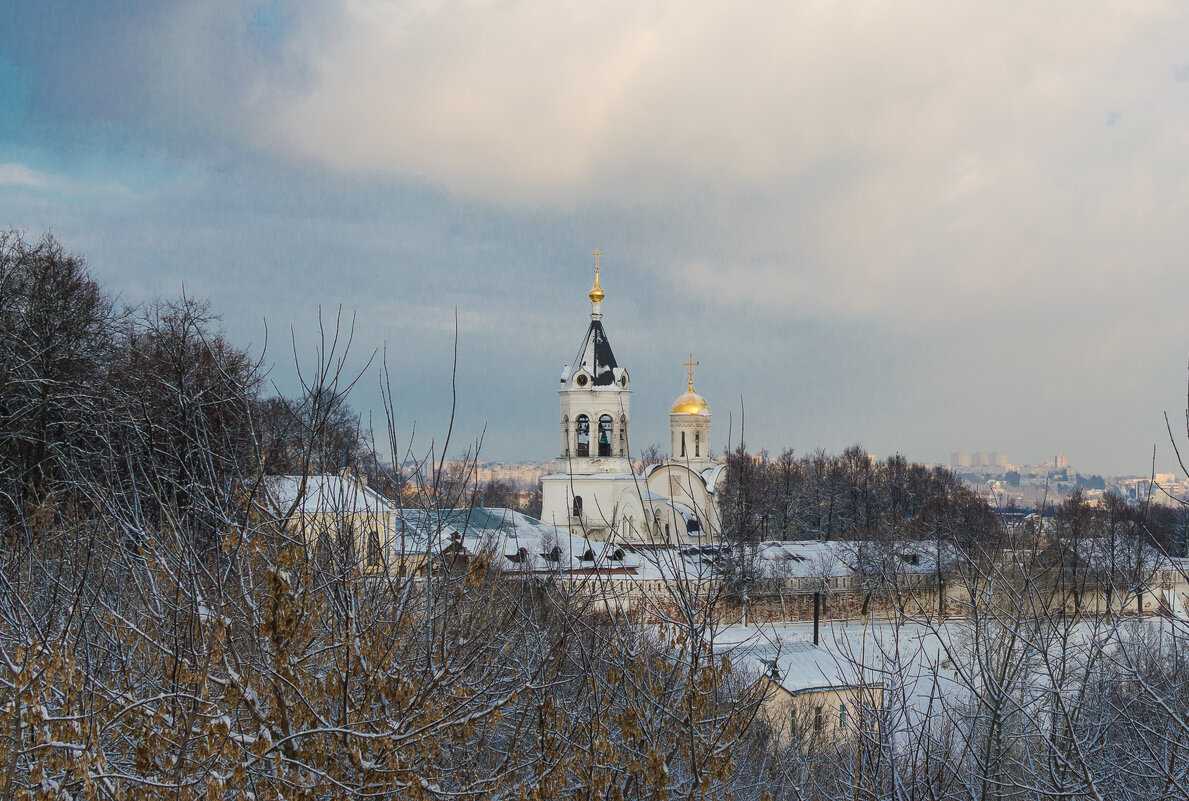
[539,256,725,546]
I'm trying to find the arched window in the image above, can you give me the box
[366,529,382,568]
[562,415,570,456]
[695,431,700,457]
[575,415,590,457]
[316,529,333,565]
[598,414,613,456]
[572,495,583,518]
[680,431,686,457]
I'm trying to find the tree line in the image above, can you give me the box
[717,443,999,548]
[0,230,367,541]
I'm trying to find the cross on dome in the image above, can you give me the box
[684,354,700,391]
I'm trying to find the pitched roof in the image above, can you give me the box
[262,475,388,518]
[392,506,640,572]
[562,319,626,390]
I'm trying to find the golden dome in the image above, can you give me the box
[588,267,605,303]
[671,390,711,416]
[672,353,710,414]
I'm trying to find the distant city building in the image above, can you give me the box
[973,452,989,468]
[951,452,971,469]
[1055,453,1069,469]
[991,452,1008,468]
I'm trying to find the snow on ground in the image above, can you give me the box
[710,615,1189,743]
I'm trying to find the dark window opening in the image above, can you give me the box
[572,495,583,517]
[687,518,701,533]
[542,545,561,563]
[598,414,612,457]
[339,522,356,562]
[576,415,590,457]
[680,431,686,457]
[366,529,382,568]
[814,706,823,732]
[695,431,700,457]
[612,547,625,561]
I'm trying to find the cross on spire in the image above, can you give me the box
[587,248,606,305]
[683,353,699,391]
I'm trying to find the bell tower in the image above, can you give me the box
[669,354,712,466]
[556,249,632,474]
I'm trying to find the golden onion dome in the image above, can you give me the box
[588,267,605,303]
[671,390,711,416]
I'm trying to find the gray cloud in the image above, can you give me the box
[3,2,1189,475]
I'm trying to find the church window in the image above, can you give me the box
[681,431,686,457]
[695,432,700,457]
[339,521,356,563]
[316,529,332,565]
[366,529,382,568]
[598,415,612,457]
[576,415,590,457]
[573,496,583,518]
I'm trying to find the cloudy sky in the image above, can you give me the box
[2,1,1188,475]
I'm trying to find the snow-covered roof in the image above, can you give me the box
[1054,535,1169,573]
[760,642,875,695]
[540,472,639,481]
[751,540,855,578]
[262,475,389,518]
[702,464,727,492]
[393,506,640,573]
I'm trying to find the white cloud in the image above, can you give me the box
[272,2,1172,195]
[0,163,57,189]
[264,1,1189,325]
